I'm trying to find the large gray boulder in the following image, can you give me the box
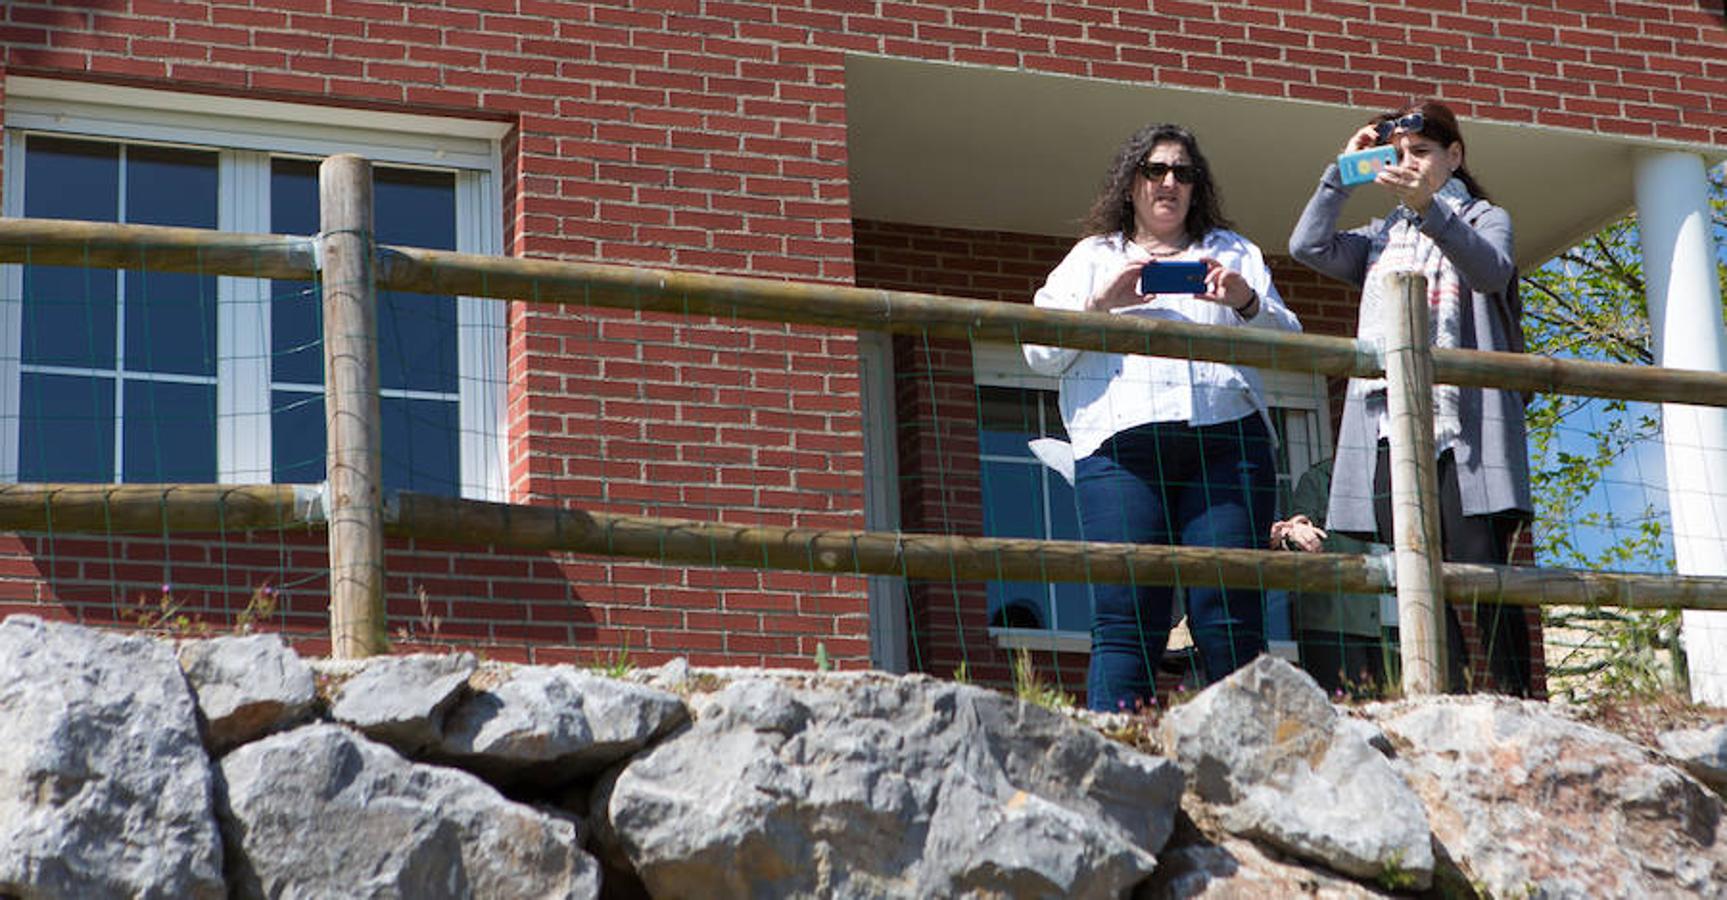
[595,674,1182,899]
[1659,722,1727,794]
[437,664,688,786]
[1374,697,1727,898]
[218,723,598,899]
[323,652,477,754]
[0,616,225,899]
[1159,656,1433,889]
[178,633,316,752]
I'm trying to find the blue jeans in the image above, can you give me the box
[1076,415,1276,711]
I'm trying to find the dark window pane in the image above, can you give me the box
[1048,475,1080,540]
[376,167,456,251]
[121,146,219,376]
[981,459,1044,539]
[126,145,217,228]
[271,390,325,484]
[272,393,461,496]
[383,396,459,497]
[22,265,117,368]
[977,386,1038,458]
[23,137,120,368]
[377,168,458,394]
[24,136,118,221]
[126,271,216,376]
[19,373,115,482]
[271,277,323,384]
[270,160,324,385]
[986,581,1051,630]
[1040,390,1068,440]
[1053,583,1090,633]
[124,381,215,482]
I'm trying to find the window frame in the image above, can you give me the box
[0,78,509,500]
[969,340,1334,654]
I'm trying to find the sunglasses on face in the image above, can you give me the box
[1136,161,1200,185]
[1375,112,1426,143]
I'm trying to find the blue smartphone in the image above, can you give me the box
[1138,260,1208,295]
[1337,145,1399,186]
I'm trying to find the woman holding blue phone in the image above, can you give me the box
[1023,122,1301,711]
[1288,99,1534,696]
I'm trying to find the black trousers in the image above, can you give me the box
[1369,442,1533,696]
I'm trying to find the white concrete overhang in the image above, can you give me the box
[844,55,1727,272]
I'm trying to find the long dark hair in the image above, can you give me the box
[1374,99,1491,201]
[1079,123,1233,242]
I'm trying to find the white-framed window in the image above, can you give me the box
[0,78,509,499]
[969,341,1333,652]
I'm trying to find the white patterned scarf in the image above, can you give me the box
[1350,177,1472,450]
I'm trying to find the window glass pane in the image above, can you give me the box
[981,459,1044,538]
[987,581,1052,630]
[271,389,325,484]
[1040,390,1068,441]
[126,145,218,227]
[22,265,117,368]
[23,137,120,368]
[1052,583,1090,634]
[383,396,460,497]
[1048,473,1080,539]
[124,146,218,377]
[977,385,1039,458]
[24,136,119,221]
[376,168,458,394]
[19,373,115,482]
[124,381,216,482]
[269,159,323,385]
[126,271,217,376]
[273,393,461,495]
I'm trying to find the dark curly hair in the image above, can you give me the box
[1372,99,1492,202]
[1079,123,1233,242]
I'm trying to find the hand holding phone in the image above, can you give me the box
[1337,145,1399,186]
[1137,260,1209,296]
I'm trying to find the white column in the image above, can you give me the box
[1633,150,1727,704]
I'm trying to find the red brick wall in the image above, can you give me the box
[2,1,1711,673]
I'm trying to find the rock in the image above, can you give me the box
[1140,830,1397,899]
[1659,723,1727,794]
[595,674,1181,898]
[323,652,477,754]
[178,633,316,752]
[0,615,225,899]
[634,656,691,692]
[217,723,598,899]
[1159,656,1433,889]
[1374,696,1727,898]
[437,664,688,787]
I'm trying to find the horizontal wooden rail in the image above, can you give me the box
[0,483,1722,612]
[3,217,1727,407]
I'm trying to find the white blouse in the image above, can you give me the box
[1022,229,1302,460]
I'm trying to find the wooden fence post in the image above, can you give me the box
[1383,271,1448,695]
[319,155,386,659]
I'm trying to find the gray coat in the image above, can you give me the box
[1288,164,1532,535]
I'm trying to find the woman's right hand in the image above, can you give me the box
[1342,124,1379,156]
[1084,263,1146,312]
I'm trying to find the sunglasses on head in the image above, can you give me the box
[1136,161,1200,185]
[1375,112,1426,143]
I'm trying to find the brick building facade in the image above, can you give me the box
[2,1,1725,696]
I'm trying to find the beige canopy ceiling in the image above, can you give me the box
[844,55,1725,272]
